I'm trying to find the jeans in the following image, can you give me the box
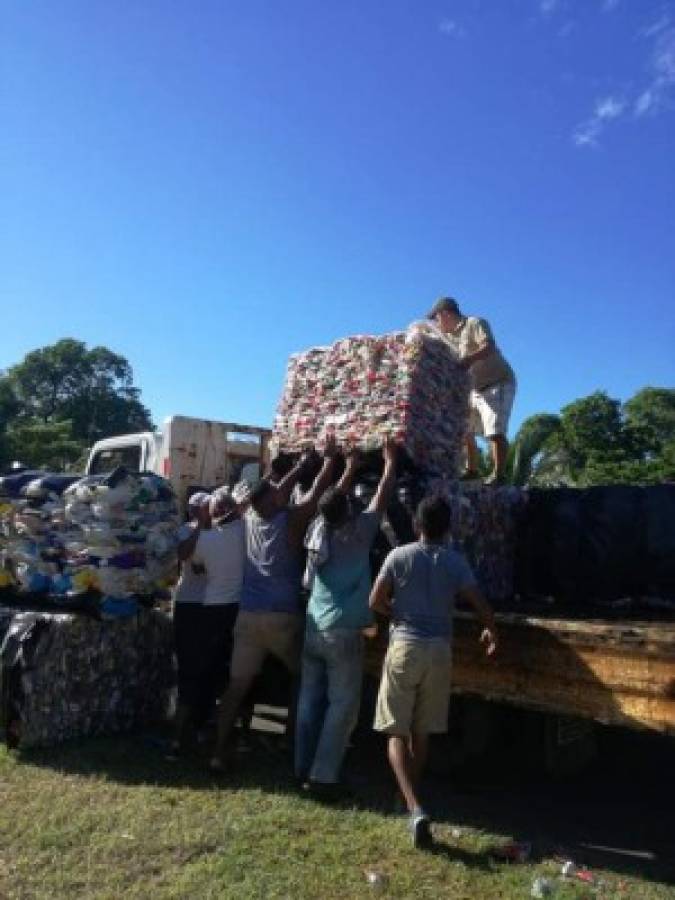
[295,628,364,784]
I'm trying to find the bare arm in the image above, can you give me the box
[460,341,494,369]
[274,460,304,508]
[457,584,498,656]
[368,438,397,518]
[288,437,338,548]
[177,525,200,562]
[369,571,394,618]
[335,449,360,494]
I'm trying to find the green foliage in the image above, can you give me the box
[4,420,83,471]
[507,413,562,486]
[0,339,152,471]
[511,387,675,487]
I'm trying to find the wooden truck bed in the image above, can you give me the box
[366,612,675,735]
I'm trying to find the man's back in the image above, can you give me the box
[242,509,302,613]
[194,520,245,606]
[382,541,476,641]
[307,509,380,631]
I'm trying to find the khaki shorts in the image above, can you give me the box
[469,380,516,438]
[374,639,452,735]
[230,610,303,682]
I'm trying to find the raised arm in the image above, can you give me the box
[457,584,498,656]
[273,458,305,508]
[333,447,360,494]
[368,437,397,518]
[288,436,338,547]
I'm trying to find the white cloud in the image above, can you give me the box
[540,0,558,16]
[602,0,619,11]
[558,20,575,38]
[439,18,466,38]
[634,26,675,116]
[573,122,601,148]
[573,94,625,148]
[595,96,625,119]
[640,13,671,40]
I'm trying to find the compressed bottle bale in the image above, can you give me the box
[273,324,470,475]
[0,606,173,748]
[380,478,522,603]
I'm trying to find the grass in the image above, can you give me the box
[0,729,673,900]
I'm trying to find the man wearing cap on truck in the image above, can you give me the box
[427,297,516,485]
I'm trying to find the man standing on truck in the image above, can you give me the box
[210,438,338,772]
[369,494,497,849]
[427,297,516,485]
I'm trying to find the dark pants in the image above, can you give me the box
[174,603,239,729]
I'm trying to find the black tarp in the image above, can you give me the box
[516,484,675,603]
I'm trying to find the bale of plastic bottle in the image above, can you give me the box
[273,322,470,476]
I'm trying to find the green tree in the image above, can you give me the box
[8,339,152,444]
[511,388,674,487]
[507,413,562,486]
[624,387,675,457]
[4,420,83,471]
[1,340,152,472]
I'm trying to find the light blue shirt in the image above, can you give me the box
[307,510,380,632]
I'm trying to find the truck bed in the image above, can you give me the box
[366,611,675,736]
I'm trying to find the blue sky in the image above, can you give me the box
[1,0,674,437]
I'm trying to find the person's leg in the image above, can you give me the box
[480,381,515,483]
[173,603,204,750]
[268,613,304,752]
[409,732,429,786]
[464,433,481,477]
[387,735,422,814]
[486,434,508,482]
[197,605,237,730]
[211,614,266,769]
[309,631,363,785]
[463,391,483,477]
[295,633,328,781]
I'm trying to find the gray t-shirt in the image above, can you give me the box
[379,541,477,641]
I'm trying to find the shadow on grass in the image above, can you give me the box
[15,708,675,888]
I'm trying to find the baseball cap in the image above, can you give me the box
[427,297,460,319]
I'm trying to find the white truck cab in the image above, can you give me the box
[86,415,271,511]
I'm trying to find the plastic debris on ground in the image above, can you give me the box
[0,466,179,610]
[531,876,555,897]
[364,870,388,889]
[273,322,470,476]
[0,605,173,748]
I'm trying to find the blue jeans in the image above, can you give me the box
[295,628,364,784]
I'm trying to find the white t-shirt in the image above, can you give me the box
[173,523,206,604]
[193,519,245,606]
